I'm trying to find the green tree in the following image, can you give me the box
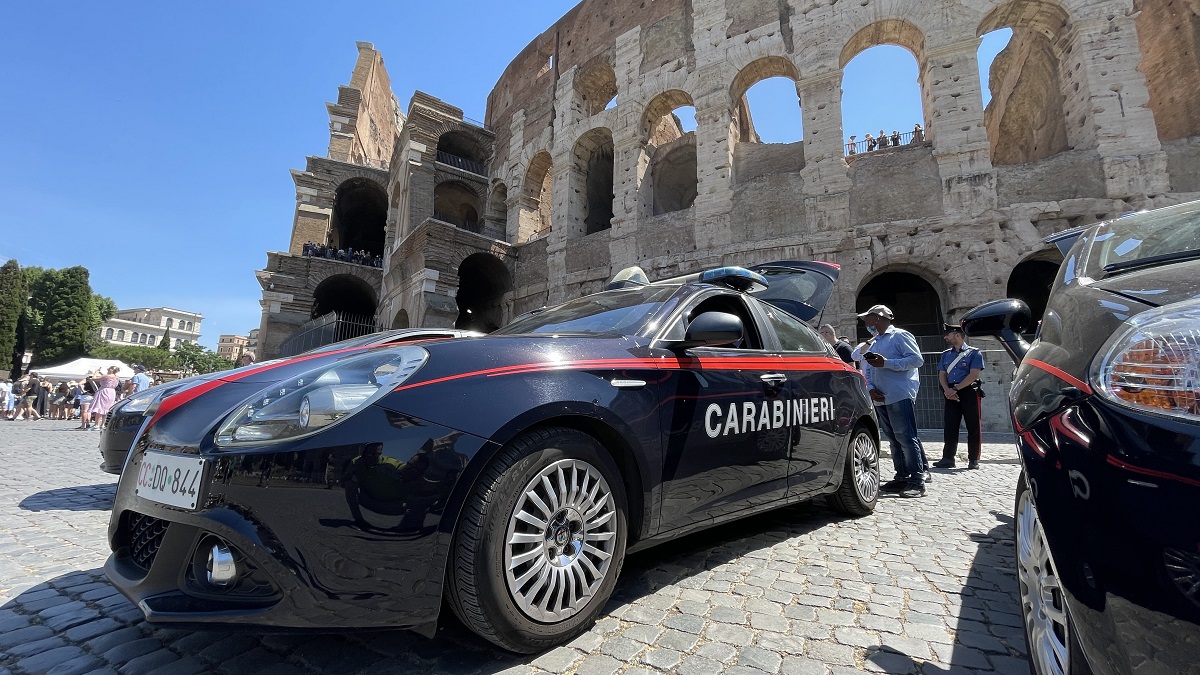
[174,341,234,374]
[34,266,95,365]
[21,266,49,356]
[157,326,172,351]
[91,344,177,372]
[0,260,27,375]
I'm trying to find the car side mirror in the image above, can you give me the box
[668,311,744,349]
[961,299,1033,364]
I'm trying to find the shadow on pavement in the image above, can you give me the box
[18,484,116,512]
[862,510,1030,674]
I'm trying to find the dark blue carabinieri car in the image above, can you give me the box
[104,262,881,653]
[962,201,1200,675]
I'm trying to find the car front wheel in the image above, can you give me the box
[1016,472,1090,675]
[448,427,628,653]
[828,425,879,517]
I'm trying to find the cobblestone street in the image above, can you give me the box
[1,419,1030,675]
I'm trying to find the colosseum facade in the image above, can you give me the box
[256,1,1200,431]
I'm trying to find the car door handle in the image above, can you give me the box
[610,379,646,389]
[760,373,787,386]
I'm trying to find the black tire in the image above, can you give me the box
[828,424,879,517]
[448,427,628,653]
[1015,472,1092,675]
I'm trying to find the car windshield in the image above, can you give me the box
[496,285,680,336]
[1082,201,1200,277]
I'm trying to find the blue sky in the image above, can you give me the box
[0,1,1009,350]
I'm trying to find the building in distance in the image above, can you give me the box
[216,333,250,361]
[99,307,202,351]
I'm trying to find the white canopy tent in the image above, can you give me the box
[33,358,134,382]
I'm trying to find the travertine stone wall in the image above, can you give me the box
[474,0,1199,431]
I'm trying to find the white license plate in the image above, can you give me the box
[135,450,206,510]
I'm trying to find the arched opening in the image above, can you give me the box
[1134,0,1200,141]
[117,330,125,341]
[434,181,482,233]
[642,90,698,215]
[455,253,512,333]
[131,332,139,344]
[575,61,618,117]
[486,182,509,240]
[436,130,487,167]
[105,328,113,340]
[857,269,946,428]
[311,274,377,320]
[519,151,554,242]
[840,22,927,155]
[730,57,803,144]
[856,271,944,339]
[391,309,410,329]
[978,2,1072,165]
[329,178,388,257]
[570,128,615,236]
[1007,256,1062,327]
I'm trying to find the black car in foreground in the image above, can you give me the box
[97,328,481,474]
[104,262,881,652]
[963,201,1200,675]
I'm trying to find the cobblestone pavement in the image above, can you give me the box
[1,419,1030,675]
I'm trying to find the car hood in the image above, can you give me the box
[1088,258,1200,308]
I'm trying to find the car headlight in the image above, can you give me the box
[214,346,428,447]
[123,376,214,415]
[1092,301,1200,421]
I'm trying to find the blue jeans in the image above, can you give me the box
[876,398,926,487]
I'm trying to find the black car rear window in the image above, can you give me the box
[496,286,680,336]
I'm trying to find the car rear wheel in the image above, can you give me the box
[448,427,628,653]
[1016,472,1091,675]
[828,425,879,517]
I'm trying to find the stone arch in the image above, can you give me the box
[436,130,488,167]
[730,57,802,144]
[642,90,698,216]
[329,177,388,257]
[312,273,378,320]
[105,328,114,340]
[575,58,618,116]
[1133,0,1200,141]
[455,252,513,332]
[434,180,483,233]
[855,266,947,338]
[978,1,1072,165]
[518,150,554,242]
[569,127,615,236]
[117,330,125,342]
[1007,249,1063,326]
[391,308,410,329]
[839,20,927,69]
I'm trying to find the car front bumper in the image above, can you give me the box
[104,405,492,633]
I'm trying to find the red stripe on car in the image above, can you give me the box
[1025,359,1094,395]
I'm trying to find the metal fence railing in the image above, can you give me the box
[845,130,927,156]
[278,311,377,357]
[436,150,488,176]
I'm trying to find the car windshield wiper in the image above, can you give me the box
[1103,248,1200,274]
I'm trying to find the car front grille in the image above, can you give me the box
[125,512,169,571]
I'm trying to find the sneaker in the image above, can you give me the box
[881,478,909,493]
[932,458,956,469]
[900,485,926,498]
[967,460,980,470]
[923,471,933,483]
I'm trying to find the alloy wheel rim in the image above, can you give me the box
[851,432,880,502]
[504,458,617,622]
[1017,488,1070,675]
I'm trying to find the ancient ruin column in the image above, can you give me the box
[922,38,996,217]
[1060,16,1168,198]
[691,84,737,221]
[796,71,851,196]
[544,159,573,305]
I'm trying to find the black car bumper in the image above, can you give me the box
[105,405,492,633]
[1018,397,1200,675]
[99,409,142,474]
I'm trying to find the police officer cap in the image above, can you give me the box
[943,323,965,334]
